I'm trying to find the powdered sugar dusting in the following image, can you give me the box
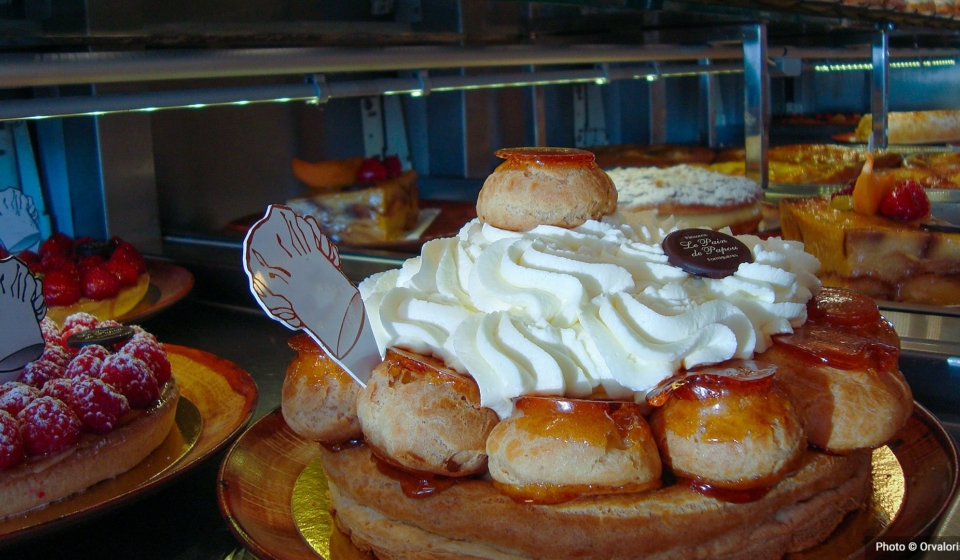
[607,165,762,209]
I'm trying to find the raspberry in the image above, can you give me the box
[18,359,65,388]
[878,180,931,222]
[41,377,75,404]
[40,343,72,366]
[39,317,61,344]
[0,382,40,416]
[120,335,171,385]
[104,258,139,287]
[69,377,129,434]
[77,344,110,362]
[63,312,100,333]
[0,410,24,470]
[81,265,121,300]
[111,243,146,274]
[42,269,82,307]
[100,354,158,409]
[59,326,85,356]
[63,353,103,380]
[18,396,81,456]
[97,319,123,330]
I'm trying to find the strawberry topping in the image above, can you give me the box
[80,266,122,300]
[877,180,931,222]
[0,410,24,470]
[18,396,81,456]
[42,269,83,307]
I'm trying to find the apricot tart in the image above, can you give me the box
[9,233,151,325]
[780,184,960,306]
[0,313,177,519]
[287,156,419,244]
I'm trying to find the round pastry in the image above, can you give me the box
[589,143,716,169]
[281,333,362,444]
[475,147,617,232]
[648,363,806,492]
[762,288,914,453]
[606,164,764,234]
[356,348,499,477]
[485,396,661,503]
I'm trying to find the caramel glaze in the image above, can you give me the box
[383,347,482,406]
[650,372,806,502]
[773,287,899,371]
[494,147,600,170]
[495,396,662,505]
[365,439,471,499]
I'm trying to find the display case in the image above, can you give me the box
[0,1,959,557]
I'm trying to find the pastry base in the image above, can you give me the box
[0,378,179,519]
[45,273,151,326]
[322,444,871,560]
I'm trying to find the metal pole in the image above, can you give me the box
[742,23,769,189]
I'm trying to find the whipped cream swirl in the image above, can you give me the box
[359,213,821,419]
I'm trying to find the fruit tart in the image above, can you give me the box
[0,313,178,519]
[8,234,151,325]
[287,155,419,244]
[780,153,960,305]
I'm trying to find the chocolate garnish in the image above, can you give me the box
[73,239,117,259]
[921,221,960,234]
[662,229,753,279]
[66,325,134,348]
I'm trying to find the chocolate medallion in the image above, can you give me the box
[662,229,753,279]
[66,325,135,348]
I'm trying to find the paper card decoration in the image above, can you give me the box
[0,187,41,253]
[242,205,380,386]
[0,256,46,382]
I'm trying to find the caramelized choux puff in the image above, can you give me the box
[485,396,662,504]
[764,287,913,453]
[648,361,806,498]
[356,348,499,477]
[281,334,362,445]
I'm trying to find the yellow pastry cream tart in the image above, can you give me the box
[281,148,913,559]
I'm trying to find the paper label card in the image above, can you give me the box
[242,205,380,386]
[0,256,46,382]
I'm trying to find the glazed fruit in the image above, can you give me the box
[877,180,931,222]
[81,266,122,300]
[43,269,83,306]
[356,157,389,184]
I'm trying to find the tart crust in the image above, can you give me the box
[323,445,870,560]
[0,378,179,519]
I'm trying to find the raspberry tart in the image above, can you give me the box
[0,313,179,519]
[12,234,151,326]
